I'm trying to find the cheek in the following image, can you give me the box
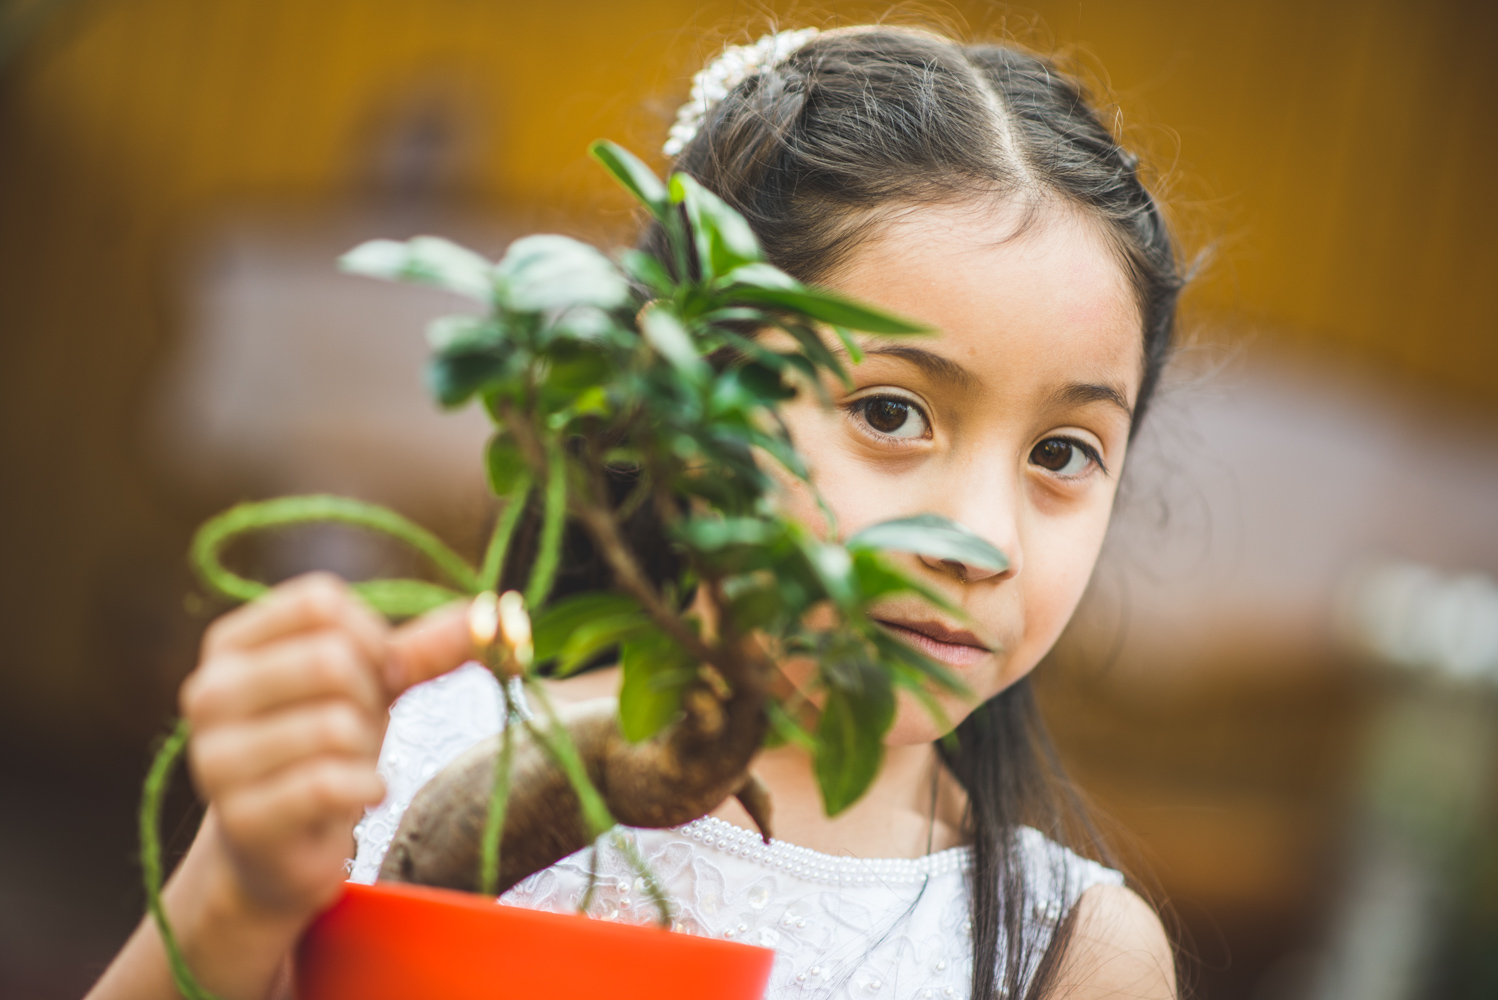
[885,504,1115,746]
[767,400,888,538]
[1018,509,1111,649]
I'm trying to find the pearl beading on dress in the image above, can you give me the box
[678,815,972,885]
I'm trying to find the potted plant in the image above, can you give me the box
[138,141,1006,999]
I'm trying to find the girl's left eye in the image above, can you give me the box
[1029,437,1102,478]
[850,395,930,440]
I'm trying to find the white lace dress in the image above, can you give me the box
[350,663,1123,999]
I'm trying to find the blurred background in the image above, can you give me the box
[0,0,1494,996]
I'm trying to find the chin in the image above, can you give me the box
[883,688,987,746]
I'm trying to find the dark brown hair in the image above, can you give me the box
[642,25,1183,1000]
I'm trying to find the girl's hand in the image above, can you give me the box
[88,573,473,1000]
[183,572,401,919]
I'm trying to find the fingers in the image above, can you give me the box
[191,700,381,799]
[203,572,388,666]
[217,757,386,848]
[183,629,385,726]
[386,601,476,694]
[173,575,444,925]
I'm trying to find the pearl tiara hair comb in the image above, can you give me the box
[663,27,820,157]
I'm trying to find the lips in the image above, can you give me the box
[872,617,993,668]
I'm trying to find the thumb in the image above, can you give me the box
[384,600,476,697]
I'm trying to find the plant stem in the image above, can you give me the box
[478,687,516,896]
[193,495,480,602]
[615,830,674,928]
[522,679,614,837]
[568,493,715,668]
[140,720,221,1000]
[578,833,604,915]
[524,438,567,608]
[479,474,534,592]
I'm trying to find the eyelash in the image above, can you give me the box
[1030,436,1109,479]
[845,393,932,442]
[845,395,1109,479]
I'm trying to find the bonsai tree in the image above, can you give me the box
[140,141,1005,995]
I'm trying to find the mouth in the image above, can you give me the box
[872,617,994,669]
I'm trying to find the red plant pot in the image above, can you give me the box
[296,880,776,1000]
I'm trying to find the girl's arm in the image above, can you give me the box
[1051,884,1177,999]
[87,574,472,1000]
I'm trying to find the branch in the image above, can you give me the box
[499,400,718,670]
[569,486,717,669]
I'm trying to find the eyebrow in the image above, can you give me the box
[834,342,1135,419]
[1048,381,1135,420]
[843,344,980,391]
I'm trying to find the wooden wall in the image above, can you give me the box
[0,2,1493,994]
[4,0,1495,740]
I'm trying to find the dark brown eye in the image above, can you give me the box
[865,398,909,433]
[1029,438,1093,476]
[854,396,929,439]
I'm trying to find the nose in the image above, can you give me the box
[915,462,1021,585]
[917,550,1012,584]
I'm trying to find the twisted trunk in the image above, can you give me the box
[378,680,769,894]
[379,408,778,893]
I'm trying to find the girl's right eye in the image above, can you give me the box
[849,394,931,440]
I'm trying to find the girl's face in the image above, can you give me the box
[775,198,1143,745]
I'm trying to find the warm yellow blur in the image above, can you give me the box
[1,2,1494,998]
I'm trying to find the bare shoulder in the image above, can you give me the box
[1051,884,1176,999]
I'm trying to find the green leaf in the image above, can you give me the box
[814,661,895,816]
[780,321,852,387]
[531,592,643,664]
[724,578,785,632]
[556,610,652,675]
[709,364,794,416]
[845,551,959,618]
[670,173,760,279]
[869,629,968,697]
[765,700,816,751]
[590,140,669,219]
[426,353,509,408]
[801,538,856,608]
[875,653,958,736]
[619,249,676,297]
[846,550,921,604]
[548,306,616,343]
[718,261,800,291]
[639,305,709,379]
[618,628,696,742]
[485,433,529,497]
[427,314,504,355]
[831,325,865,364]
[340,236,493,301]
[495,234,633,313]
[727,284,929,335]
[543,348,611,394]
[846,514,1008,572]
[678,516,783,551]
[700,306,777,327]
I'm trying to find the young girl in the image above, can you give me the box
[92,24,1182,1000]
